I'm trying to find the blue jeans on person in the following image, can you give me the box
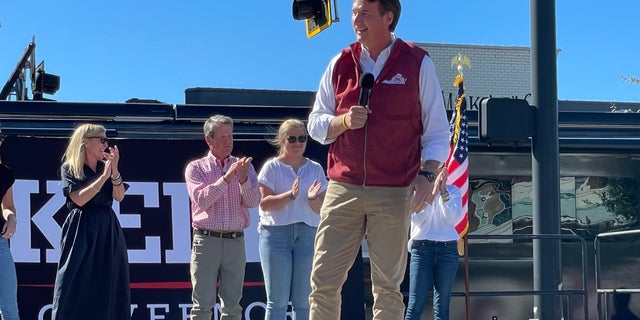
[259,223,316,320]
[0,238,19,320]
[404,240,459,320]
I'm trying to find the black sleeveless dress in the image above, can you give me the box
[0,163,15,207]
[52,161,130,320]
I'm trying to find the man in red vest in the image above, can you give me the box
[306,0,450,319]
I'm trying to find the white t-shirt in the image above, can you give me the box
[257,157,328,227]
[409,185,464,243]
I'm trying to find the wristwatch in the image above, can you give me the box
[418,170,436,182]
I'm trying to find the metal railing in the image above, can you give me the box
[457,234,590,320]
[594,229,640,320]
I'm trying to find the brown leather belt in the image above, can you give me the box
[193,229,244,239]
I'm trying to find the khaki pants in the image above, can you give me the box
[190,234,246,320]
[309,181,412,320]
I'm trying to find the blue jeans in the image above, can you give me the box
[404,240,459,320]
[0,238,19,320]
[259,223,316,320]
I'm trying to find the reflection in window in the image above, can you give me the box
[468,176,640,239]
[582,177,640,225]
[468,178,512,241]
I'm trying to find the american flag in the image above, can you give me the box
[446,75,469,241]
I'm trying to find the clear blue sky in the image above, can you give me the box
[1,0,638,104]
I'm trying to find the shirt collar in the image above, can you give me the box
[208,152,230,167]
[360,33,396,61]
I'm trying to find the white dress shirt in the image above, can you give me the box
[307,36,450,165]
[409,185,464,243]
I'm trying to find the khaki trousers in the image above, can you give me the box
[309,181,412,320]
[190,234,246,320]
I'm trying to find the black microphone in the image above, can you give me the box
[358,72,375,106]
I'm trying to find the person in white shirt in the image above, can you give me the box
[405,167,463,320]
[257,119,328,320]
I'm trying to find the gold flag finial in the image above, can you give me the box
[451,53,471,76]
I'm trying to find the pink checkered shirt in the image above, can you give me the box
[185,152,261,231]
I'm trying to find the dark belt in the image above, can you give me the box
[193,229,244,239]
[414,239,458,246]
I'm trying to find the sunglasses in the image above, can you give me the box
[87,136,109,144]
[286,135,307,143]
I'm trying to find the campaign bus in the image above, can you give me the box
[1,88,639,319]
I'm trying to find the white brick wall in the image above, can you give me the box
[416,43,532,109]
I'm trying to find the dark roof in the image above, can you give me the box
[0,88,639,154]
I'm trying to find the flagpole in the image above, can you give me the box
[464,236,470,320]
[450,53,471,320]
[454,74,470,320]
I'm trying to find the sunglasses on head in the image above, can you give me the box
[87,136,108,144]
[286,135,307,143]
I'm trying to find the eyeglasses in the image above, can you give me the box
[286,135,307,143]
[87,136,108,144]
